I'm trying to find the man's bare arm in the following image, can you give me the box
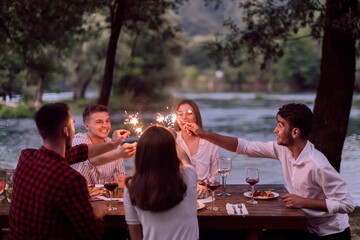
[87,130,130,158]
[185,123,238,152]
[89,143,136,166]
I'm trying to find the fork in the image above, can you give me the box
[238,204,243,214]
[232,205,238,214]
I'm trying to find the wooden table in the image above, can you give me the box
[0,184,307,240]
[197,184,307,239]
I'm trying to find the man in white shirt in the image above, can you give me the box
[186,103,355,240]
[71,104,136,185]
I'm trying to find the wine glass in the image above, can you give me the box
[104,180,119,211]
[5,169,14,203]
[246,168,259,204]
[206,176,221,211]
[218,157,232,197]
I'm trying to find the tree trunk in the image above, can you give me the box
[33,72,45,108]
[309,0,357,172]
[72,63,82,101]
[98,0,128,106]
[80,66,97,99]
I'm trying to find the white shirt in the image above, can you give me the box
[176,131,220,181]
[71,132,126,184]
[236,138,355,236]
[124,164,199,240]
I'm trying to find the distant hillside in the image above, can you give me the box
[176,0,243,36]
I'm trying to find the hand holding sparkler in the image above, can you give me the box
[112,129,130,146]
[119,142,137,158]
[183,123,202,137]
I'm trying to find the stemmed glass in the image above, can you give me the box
[218,157,232,197]
[104,179,119,211]
[5,169,14,203]
[246,168,259,204]
[206,176,221,211]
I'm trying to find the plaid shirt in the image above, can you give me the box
[8,144,105,240]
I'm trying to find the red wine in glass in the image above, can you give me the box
[206,182,221,191]
[246,178,259,186]
[104,182,119,211]
[206,177,221,211]
[104,182,118,191]
[246,168,259,204]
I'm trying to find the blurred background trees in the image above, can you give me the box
[1,0,360,171]
[1,0,343,107]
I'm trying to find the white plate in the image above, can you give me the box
[243,191,279,200]
[90,195,123,202]
[197,196,214,204]
[197,201,205,210]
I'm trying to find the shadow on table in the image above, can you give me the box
[200,229,248,239]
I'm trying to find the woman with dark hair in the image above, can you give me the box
[174,99,220,198]
[124,125,199,240]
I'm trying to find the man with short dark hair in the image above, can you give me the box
[9,103,130,240]
[186,103,355,240]
[71,104,136,185]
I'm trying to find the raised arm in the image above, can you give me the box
[87,130,130,158]
[167,127,191,165]
[185,123,238,152]
[176,144,191,166]
[88,142,136,166]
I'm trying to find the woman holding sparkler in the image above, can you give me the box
[174,99,220,199]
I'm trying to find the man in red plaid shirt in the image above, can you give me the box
[8,103,130,240]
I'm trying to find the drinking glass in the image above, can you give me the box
[206,176,221,211]
[104,180,119,211]
[246,168,259,204]
[5,169,14,203]
[218,157,232,197]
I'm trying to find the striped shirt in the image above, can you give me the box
[71,132,126,184]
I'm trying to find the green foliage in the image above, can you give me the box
[183,66,200,83]
[176,0,242,36]
[114,13,183,99]
[0,103,36,119]
[0,42,27,100]
[182,35,216,70]
[0,0,101,104]
[274,30,321,90]
[109,92,176,112]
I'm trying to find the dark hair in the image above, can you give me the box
[277,103,313,139]
[174,99,203,131]
[35,103,70,139]
[125,125,187,212]
[82,104,108,123]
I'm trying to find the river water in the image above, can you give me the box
[0,92,359,205]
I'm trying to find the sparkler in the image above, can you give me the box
[124,111,143,137]
[154,107,177,128]
[124,108,178,137]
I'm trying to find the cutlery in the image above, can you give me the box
[232,205,238,214]
[238,204,243,214]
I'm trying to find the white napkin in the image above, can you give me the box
[197,196,214,204]
[90,195,123,202]
[226,203,249,215]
